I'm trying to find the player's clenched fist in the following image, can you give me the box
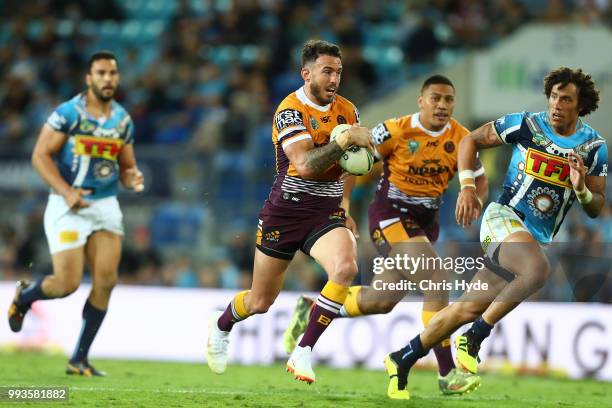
[122,167,145,192]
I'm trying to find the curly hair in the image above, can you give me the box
[543,67,600,116]
[301,40,341,67]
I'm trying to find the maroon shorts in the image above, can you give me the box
[368,198,440,256]
[256,200,347,260]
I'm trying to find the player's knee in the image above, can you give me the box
[373,300,396,314]
[248,297,274,314]
[332,259,358,285]
[59,277,81,296]
[525,258,551,289]
[95,273,118,293]
[454,302,482,323]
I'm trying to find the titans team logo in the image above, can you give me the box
[527,186,560,219]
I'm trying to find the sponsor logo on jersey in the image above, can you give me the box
[321,116,331,123]
[371,123,390,145]
[426,140,439,147]
[407,159,450,176]
[275,109,303,131]
[524,148,571,188]
[74,135,123,160]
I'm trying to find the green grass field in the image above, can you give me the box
[0,352,608,407]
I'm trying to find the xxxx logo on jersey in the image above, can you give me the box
[74,135,123,161]
[524,148,571,188]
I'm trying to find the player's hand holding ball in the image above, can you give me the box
[331,124,374,176]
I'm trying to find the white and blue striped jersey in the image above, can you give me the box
[46,93,134,200]
[493,111,607,244]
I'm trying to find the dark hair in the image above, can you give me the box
[421,75,454,93]
[544,67,599,116]
[301,40,341,67]
[88,50,118,72]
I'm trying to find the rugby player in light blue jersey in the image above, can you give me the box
[381,67,607,399]
[8,51,144,376]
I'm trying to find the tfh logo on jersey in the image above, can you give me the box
[275,109,303,132]
[74,136,123,161]
[524,148,572,188]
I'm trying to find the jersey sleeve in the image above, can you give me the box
[588,141,608,177]
[45,101,77,134]
[274,107,310,150]
[370,118,400,159]
[492,112,526,144]
[123,116,135,144]
[353,105,361,125]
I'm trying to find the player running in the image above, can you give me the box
[7,51,144,376]
[384,67,607,399]
[283,75,487,396]
[206,40,373,384]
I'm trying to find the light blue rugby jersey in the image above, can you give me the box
[493,111,607,244]
[46,93,134,200]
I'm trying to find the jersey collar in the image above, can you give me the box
[411,112,450,137]
[296,87,332,112]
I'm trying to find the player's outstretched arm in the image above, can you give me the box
[568,151,606,218]
[118,144,144,192]
[285,126,372,179]
[456,122,501,227]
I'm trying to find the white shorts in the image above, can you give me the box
[479,202,529,259]
[44,194,124,254]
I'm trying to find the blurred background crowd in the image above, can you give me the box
[0,0,610,301]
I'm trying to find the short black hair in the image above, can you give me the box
[421,75,454,93]
[544,67,599,116]
[301,40,341,67]
[88,50,118,72]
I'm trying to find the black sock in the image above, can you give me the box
[70,300,107,363]
[390,334,428,370]
[18,277,49,308]
[468,316,494,344]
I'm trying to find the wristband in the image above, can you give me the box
[458,169,475,182]
[458,169,476,189]
[575,185,593,205]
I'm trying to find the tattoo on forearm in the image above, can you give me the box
[303,141,344,176]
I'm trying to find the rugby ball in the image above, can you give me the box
[330,124,374,176]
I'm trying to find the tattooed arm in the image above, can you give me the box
[285,126,372,179]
